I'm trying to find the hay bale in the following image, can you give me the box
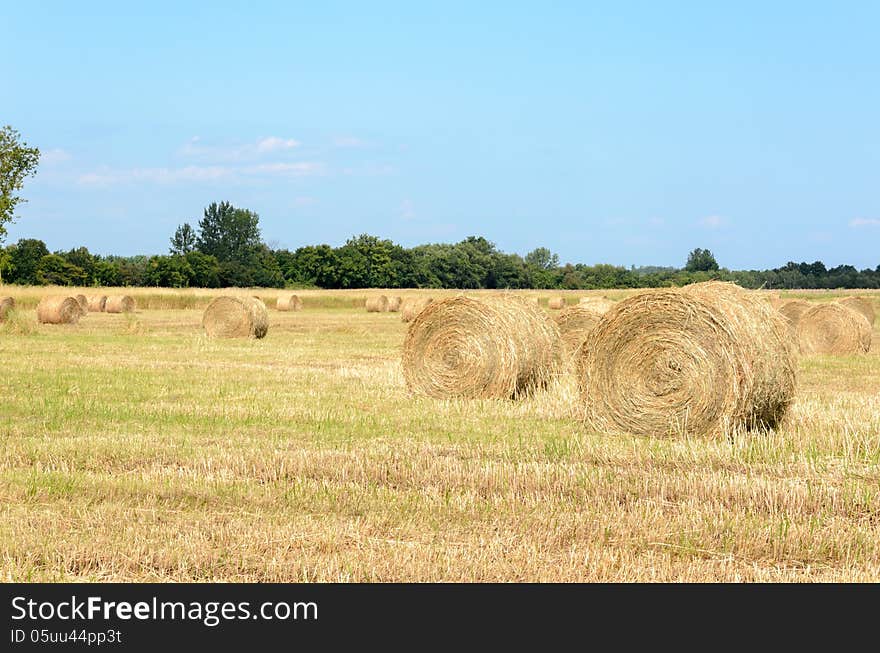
[86,295,108,312]
[402,295,564,399]
[0,296,14,321]
[555,305,603,356]
[202,296,269,339]
[838,296,875,327]
[578,281,796,438]
[578,296,615,313]
[796,303,871,355]
[365,295,389,312]
[276,294,303,312]
[74,294,88,313]
[105,295,136,313]
[388,296,403,312]
[401,297,433,323]
[548,297,566,310]
[777,299,810,327]
[36,296,83,325]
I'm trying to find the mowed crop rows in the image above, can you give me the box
[1,287,879,581]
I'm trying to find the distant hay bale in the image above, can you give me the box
[548,297,566,310]
[838,296,875,327]
[75,294,88,313]
[105,295,136,313]
[578,296,615,313]
[0,296,14,321]
[86,295,108,312]
[402,295,564,399]
[401,297,433,323]
[578,281,796,438]
[276,294,303,312]
[554,305,603,356]
[36,296,83,325]
[365,295,389,312]
[202,296,269,339]
[778,299,811,327]
[796,303,871,355]
[388,296,403,312]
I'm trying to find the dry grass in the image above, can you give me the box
[1,286,879,581]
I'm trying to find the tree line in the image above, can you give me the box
[0,200,878,290]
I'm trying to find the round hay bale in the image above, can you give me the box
[548,297,566,310]
[388,296,403,312]
[86,295,108,312]
[578,281,796,438]
[276,294,303,312]
[796,303,871,355]
[365,295,389,312]
[202,296,269,339]
[555,305,603,355]
[0,296,15,322]
[36,296,83,325]
[578,296,615,313]
[838,296,875,327]
[402,295,564,399]
[105,295,136,313]
[777,299,811,327]
[401,297,433,323]
[74,294,89,313]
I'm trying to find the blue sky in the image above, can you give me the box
[3,1,879,269]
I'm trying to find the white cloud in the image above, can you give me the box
[333,136,368,148]
[41,148,72,165]
[77,161,323,187]
[699,215,727,228]
[849,217,880,228]
[178,136,300,161]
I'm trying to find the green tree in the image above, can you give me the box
[0,126,40,252]
[184,251,221,287]
[524,247,559,270]
[170,223,197,255]
[685,248,719,272]
[35,254,88,286]
[196,201,261,263]
[7,238,49,284]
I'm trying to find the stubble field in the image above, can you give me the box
[1,287,878,581]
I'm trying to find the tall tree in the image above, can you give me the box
[169,223,197,255]
[685,248,720,272]
[195,201,261,263]
[0,126,40,282]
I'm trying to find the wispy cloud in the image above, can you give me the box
[699,215,727,228]
[77,161,324,187]
[178,136,300,161]
[849,217,880,228]
[333,136,368,148]
[41,148,73,165]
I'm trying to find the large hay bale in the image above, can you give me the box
[388,296,403,312]
[401,297,433,323]
[796,303,871,355]
[554,305,603,356]
[276,294,303,312]
[86,295,108,312]
[402,295,563,399]
[838,296,875,327]
[578,296,615,313]
[578,281,796,438]
[105,295,136,313]
[202,296,269,339]
[777,299,811,327]
[547,297,566,310]
[36,296,83,325]
[75,294,88,313]
[365,295,389,312]
[0,296,14,321]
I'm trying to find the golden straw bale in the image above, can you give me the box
[86,295,108,312]
[276,294,303,311]
[105,295,136,313]
[554,305,603,356]
[548,297,566,310]
[388,296,403,312]
[837,296,875,327]
[402,295,564,399]
[577,281,796,438]
[0,296,15,321]
[401,297,433,323]
[202,296,269,339]
[36,296,83,324]
[365,295,390,312]
[796,303,871,355]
